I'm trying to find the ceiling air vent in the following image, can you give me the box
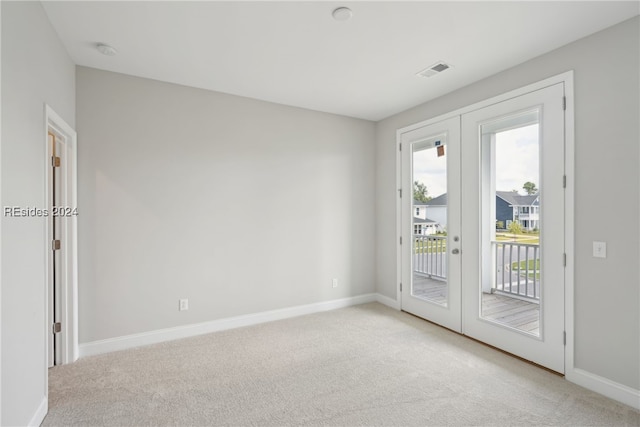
[416,61,452,78]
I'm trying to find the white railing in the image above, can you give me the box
[413,234,540,301]
[413,235,447,280]
[492,241,540,301]
[413,237,540,301]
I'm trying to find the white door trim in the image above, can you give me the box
[44,104,79,373]
[396,70,574,374]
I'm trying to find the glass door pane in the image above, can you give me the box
[412,135,448,307]
[480,110,541,336]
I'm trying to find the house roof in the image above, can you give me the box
[413,199,429,206]
[496,191,539,206]
[413,217,438,224]
[424,193,448,207]
[421,191,539,207]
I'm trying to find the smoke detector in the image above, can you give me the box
[416,61,452,78]
[96,43,118,56]
[332,7,353,21]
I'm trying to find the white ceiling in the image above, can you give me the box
[42,1,639,121]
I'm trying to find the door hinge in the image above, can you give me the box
[563,331,566,345]
[52,240,61,251]
[398,188,402,198]
[563,253,567,267]
[563,175,567,188]
[399,143,402,152]
[400,283,403,292]
[52,156,61,167]
[399,236,403,245]
[53,322,62,334]
[562,96,566,111]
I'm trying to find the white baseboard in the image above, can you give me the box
[80,293,378,357]
[566,367,640,410]
[376,293,400,310]
[73,294,640,412]
[28,397,47,427]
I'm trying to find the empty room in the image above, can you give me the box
[1,1,639,425]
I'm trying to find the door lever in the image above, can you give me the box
[451,248,460,254]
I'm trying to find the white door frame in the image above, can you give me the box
[44,104,79,371]
[396,71,575,372]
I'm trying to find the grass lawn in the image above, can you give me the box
[414,232,540,254]
[511,259,541,279]
[496,232,539,245]
[414,239,447,254]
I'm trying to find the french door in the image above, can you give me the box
[400,116,462,332]
[400,83,566,373]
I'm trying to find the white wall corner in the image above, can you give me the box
[28,397,47,427]
[566,368,640,410]
[80,293,378,357]
[376,293,401,310]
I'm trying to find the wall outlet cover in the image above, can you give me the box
[593,241,606,258]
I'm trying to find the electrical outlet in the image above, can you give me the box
[332,278,338,288]
[593,241,606,258]
[179,299,189,311]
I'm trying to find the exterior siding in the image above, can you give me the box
[496,197,512,228]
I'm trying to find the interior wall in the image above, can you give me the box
[76,67,375,344]
[375,16,639,390]
[0,2,76,425]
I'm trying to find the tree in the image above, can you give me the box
[523,181,538,195]
[413,181,431,203]
[508,221,522,238]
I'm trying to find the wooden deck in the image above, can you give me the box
[413,275,540,335]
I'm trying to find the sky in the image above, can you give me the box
[413,124,539,199]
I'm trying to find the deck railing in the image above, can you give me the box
[413,235,447,280]
[492,241,540,301]
[413,237,540,301]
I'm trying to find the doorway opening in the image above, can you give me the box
[45,105,79,368]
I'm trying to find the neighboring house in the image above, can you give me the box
[496,191,540,231]
[413,217,441,235]
[413,199,442,235]
[423,194,448,229]
[413,200,429,220]
[417,192,539,231]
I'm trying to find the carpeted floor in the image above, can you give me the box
[44,303,639,426]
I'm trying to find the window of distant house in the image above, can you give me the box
[416,207,420,216]
[414,224,421,235]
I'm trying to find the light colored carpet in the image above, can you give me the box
[44,303,639,426]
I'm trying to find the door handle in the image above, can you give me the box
[451,248,460,254]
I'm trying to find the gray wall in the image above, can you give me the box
[375,17,639,390]
[76,67,375,343]
[1,2,76,425]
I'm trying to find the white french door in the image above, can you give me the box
[400,116,462,332]
[400,83,566,373]
[461,83,565,373]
